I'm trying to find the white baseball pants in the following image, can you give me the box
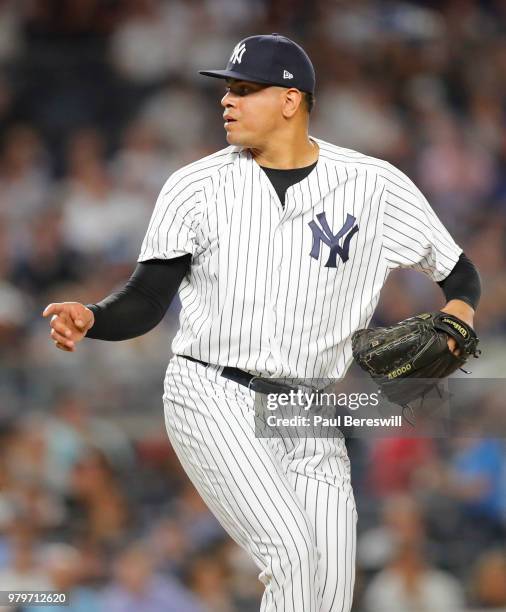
[162,355,357,612]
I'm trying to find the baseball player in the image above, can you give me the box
[43,34,481,611]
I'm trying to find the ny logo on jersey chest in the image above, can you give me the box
[308,212,359,268]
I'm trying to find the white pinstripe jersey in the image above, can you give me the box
[138,137,462,379]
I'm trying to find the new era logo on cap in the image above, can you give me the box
[283,70,293,79]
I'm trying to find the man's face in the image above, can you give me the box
[221,79,287,147]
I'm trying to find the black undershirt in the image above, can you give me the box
[260,160,318,206]
[437,252,481,309]
[86,158,480,342]
[86,255,190,340]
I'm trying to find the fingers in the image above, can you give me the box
[50,327,75,349]
[42,303,64,318]
[49,314,81,345]
[447,337,461,356]
[48,312,81,349]
[43,303,89,329]
[49,314,73,338]
[54,340,75,352]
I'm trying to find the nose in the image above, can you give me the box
[221,90,237,108]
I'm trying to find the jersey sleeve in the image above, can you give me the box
[381,165,462,282]
[137,170,198,262]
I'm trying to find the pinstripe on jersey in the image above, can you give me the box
[138,137,462,380]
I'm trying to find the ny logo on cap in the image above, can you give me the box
[230,42,246,64]
[308,212,359,267]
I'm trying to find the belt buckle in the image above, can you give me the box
[247,375,261,392]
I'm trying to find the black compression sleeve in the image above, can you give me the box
[437,252,481,310]
[85,255,191,341]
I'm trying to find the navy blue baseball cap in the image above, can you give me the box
[199,34,315,94]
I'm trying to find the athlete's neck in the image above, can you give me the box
[250,134,318,170]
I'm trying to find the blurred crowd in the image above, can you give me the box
[0,0,505,610]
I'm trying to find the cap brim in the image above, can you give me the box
[198,69,277,86]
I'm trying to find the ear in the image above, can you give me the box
[281,88,303,118]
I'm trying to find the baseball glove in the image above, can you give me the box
[351,312,481,405]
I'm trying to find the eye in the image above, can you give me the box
[225,83,253,96]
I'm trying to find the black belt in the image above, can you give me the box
[181,355,304,395]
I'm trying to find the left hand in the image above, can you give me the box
[440,299,475,356]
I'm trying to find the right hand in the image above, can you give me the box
[42,302,95,352]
